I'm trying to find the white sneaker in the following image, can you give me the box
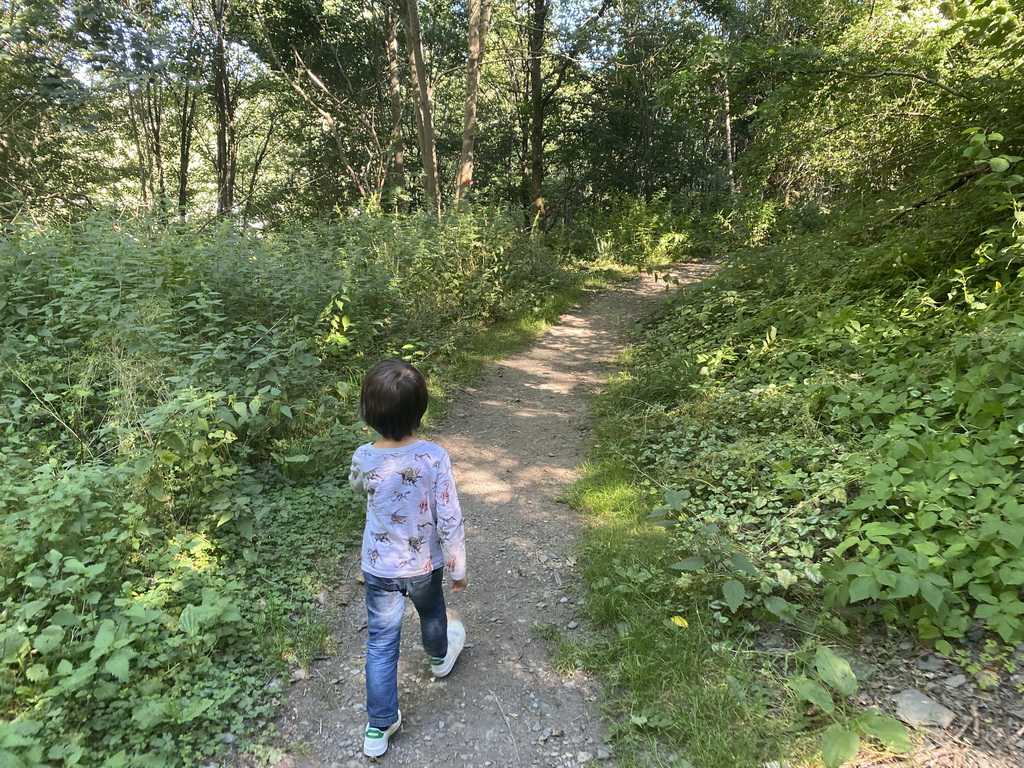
[363,709,402,757]
[430,620,466,678]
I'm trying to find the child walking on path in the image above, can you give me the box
[349,358,468,758]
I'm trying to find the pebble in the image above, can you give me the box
[577,751,593,763]
[915,654,945,672]
[892,689,956,728]
[943,674,967,688]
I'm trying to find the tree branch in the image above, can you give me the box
[802,68,974,100]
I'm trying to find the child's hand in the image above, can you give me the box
[451,577,469,594]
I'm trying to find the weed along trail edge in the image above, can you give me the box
[270,264,717,767]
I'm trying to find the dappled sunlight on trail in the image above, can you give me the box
[272,264,713,767]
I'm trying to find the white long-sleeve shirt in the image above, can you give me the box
[349,439,466,580]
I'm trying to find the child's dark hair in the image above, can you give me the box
[359,358,428,440]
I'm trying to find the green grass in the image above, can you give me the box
[562,458,799,768]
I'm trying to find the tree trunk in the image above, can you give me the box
[212,0,236,216]
[144,72,166,208]
[455,0,492,203]
[398,0,441,216]
[241,113,276,222]
[527,0,548,225]
[177,76,198,219]
[384,6,406,210]
[126,85,151,205]
[722,70,735,194]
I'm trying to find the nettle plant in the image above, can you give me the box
[640,386,852,626]
[823,135,1024,645]
[787,646,912,768]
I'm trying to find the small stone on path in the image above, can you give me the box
[892,689,956,728]
[943,674,967,688]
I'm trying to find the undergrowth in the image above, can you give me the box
[566,133,1024,766]
[0,206,632,767]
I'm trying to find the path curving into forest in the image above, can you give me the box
[268,263,716,767]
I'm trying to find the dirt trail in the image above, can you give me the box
[270,264,716,767]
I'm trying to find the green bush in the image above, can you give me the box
[593,137,1024,644]
[0,208,575,766]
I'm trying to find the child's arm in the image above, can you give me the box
[349,457,367,495]
[434,451,467,589]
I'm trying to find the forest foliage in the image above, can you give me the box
[0,210,576,765]
[2,0,1024,765]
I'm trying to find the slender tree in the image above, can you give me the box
[398,0,441,215]
[455,0,492,203]
[211,0,237,215]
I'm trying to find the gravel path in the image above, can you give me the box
[269,264,716,767]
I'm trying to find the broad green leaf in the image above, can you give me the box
[988,157,1010,173]
[19,600,48,622]
[23,573,46,590]
[847,574,878,603]
[131,700,168,729]
[728,552,758,576]
[179,604,201,637]
[25,663,49,683]
[99,750,129,768]
[722,580,746,612]
[90,620,116,660]
[787,676,835,713]
[232,401,248,418]
[918,581,945,611]
[858,713,912,753]
[157,450,180,465]
[764,596,795,619]
[815,646,858,697]
[822,724,860,768]
[670,556,705,571]
[889,573,918,600]
[32,625,64,655]
[0,631,27,664]
[103,648,133,682]
[60,661,97,691]
[664,489,690,510]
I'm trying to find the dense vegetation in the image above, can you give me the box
[2,0,1024,765]
[562,1,1024,764]
[0,211,594,765]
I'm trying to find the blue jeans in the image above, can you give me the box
[364,568,448,728]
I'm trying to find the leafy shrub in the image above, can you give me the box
[592,135,1024,644]
[552,192,695,268]
[0,207,575,765]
